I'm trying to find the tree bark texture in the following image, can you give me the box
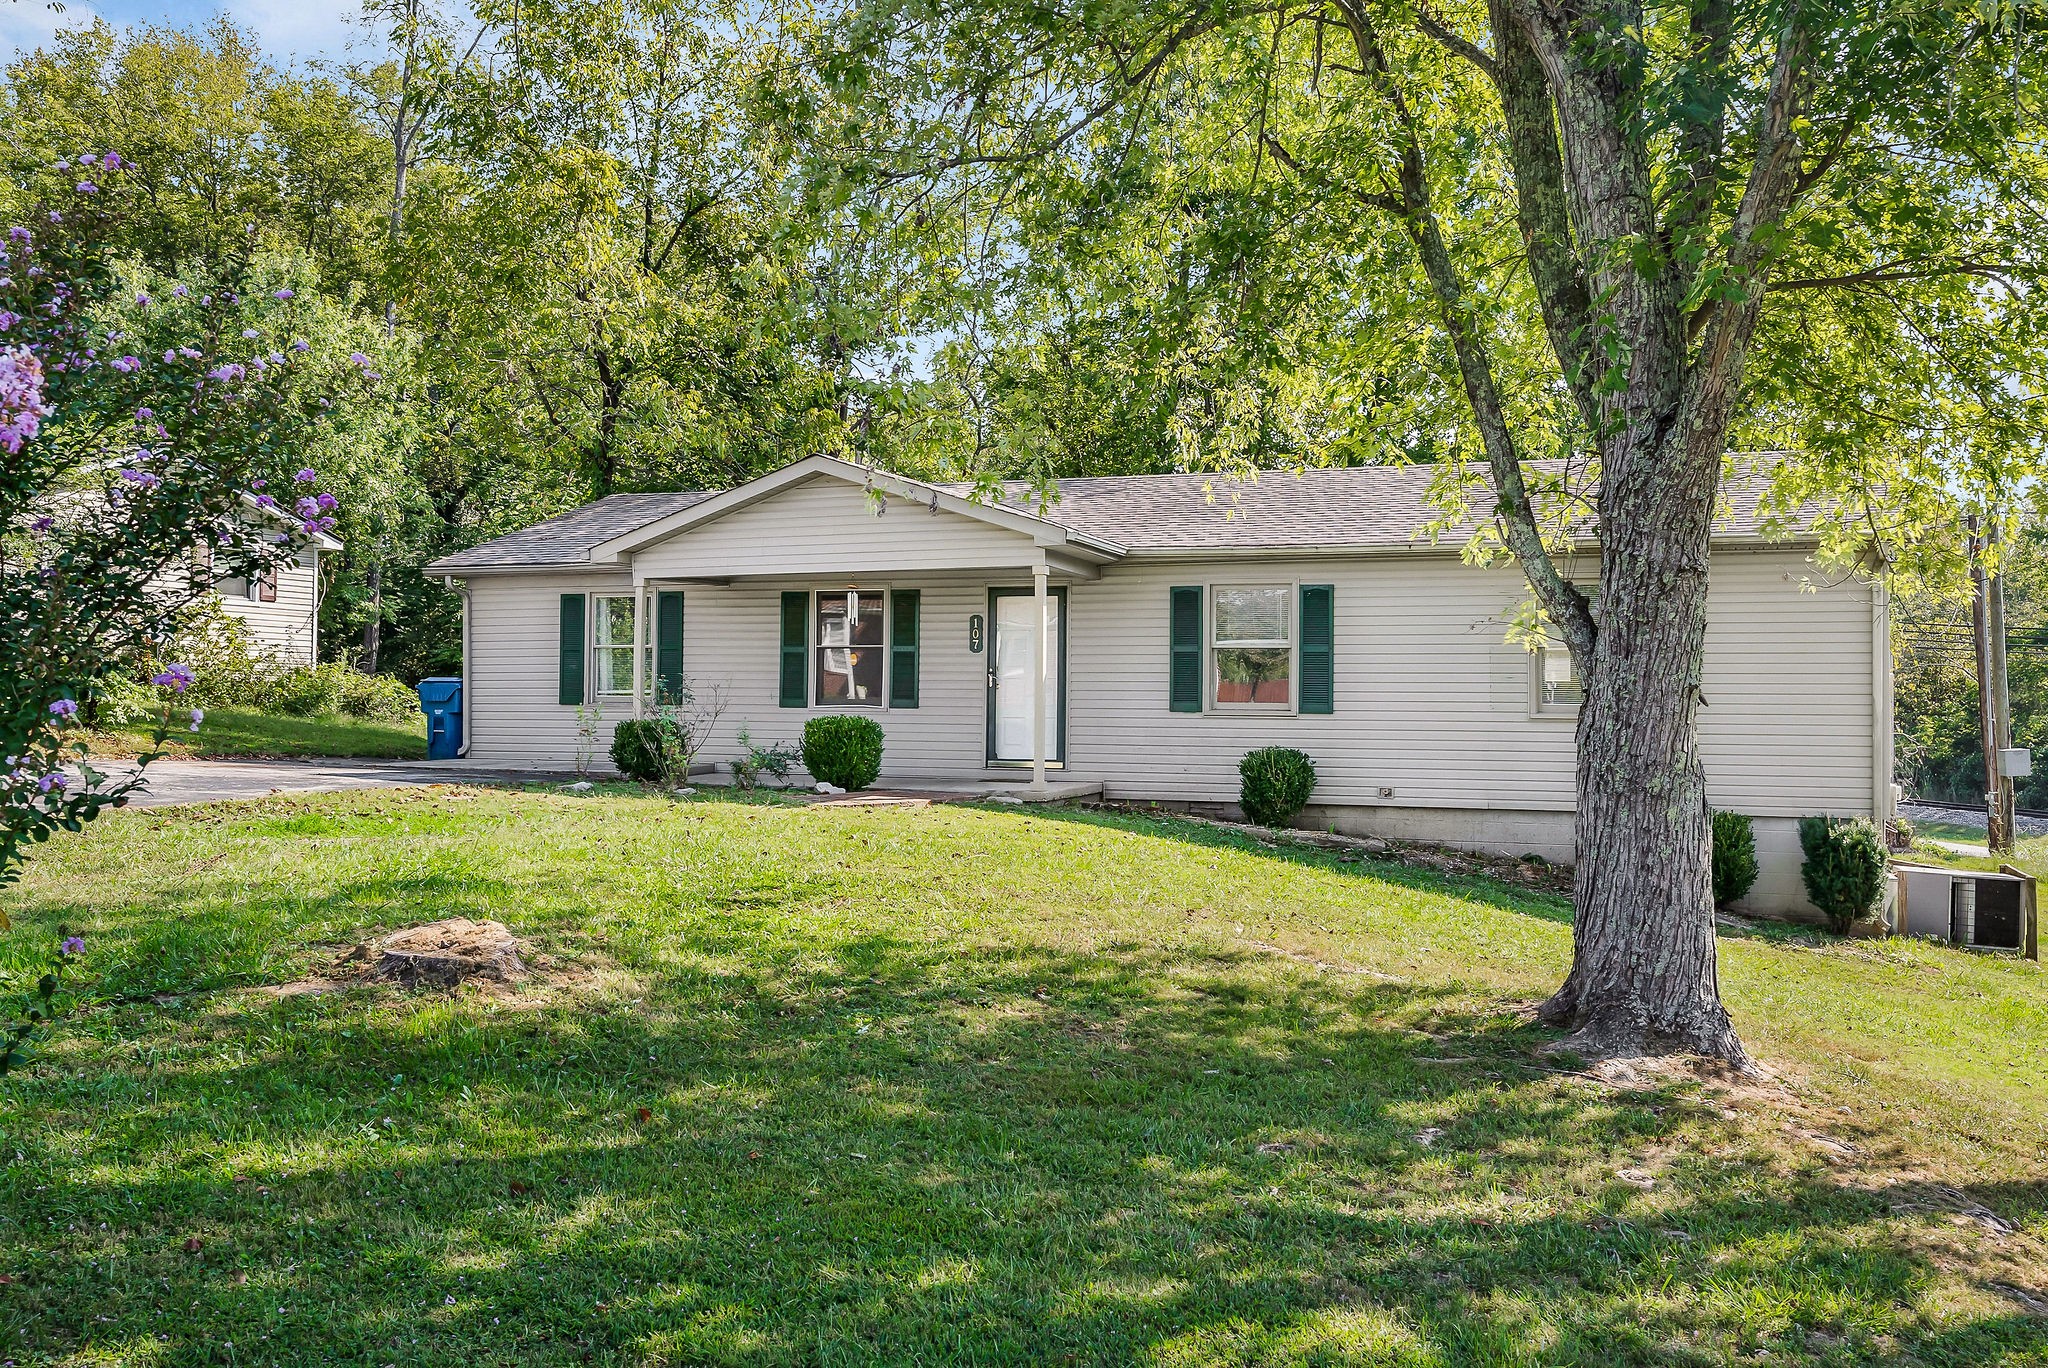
[1334,0,1813,1063]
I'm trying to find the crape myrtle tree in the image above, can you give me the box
[1,155,373,908]
[822,0,2048,1062]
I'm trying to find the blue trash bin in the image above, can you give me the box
[418,677,463,760]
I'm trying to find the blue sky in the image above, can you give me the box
[2,0,362,66]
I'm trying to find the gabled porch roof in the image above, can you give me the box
[588,454,1126,567]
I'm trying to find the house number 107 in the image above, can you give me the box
[968,614,984,653]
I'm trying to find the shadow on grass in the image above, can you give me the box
[994,800,1580,929]
[7,913,2043,1364]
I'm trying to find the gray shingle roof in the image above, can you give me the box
[963,458,1793,551]
[426,492,715,572]
[428,459,1800,572]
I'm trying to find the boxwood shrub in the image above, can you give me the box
[1798,815,1888,933]
[611,716,691,786]
[1711,810,1759,909]
[1239,747,1317,828]
[802,715,885,790]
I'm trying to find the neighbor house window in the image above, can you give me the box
[816,590,885,704]
[591,595,649,697]
[252,567,277,603]
[1532,638,1582,715]
[1212,584,1292,708]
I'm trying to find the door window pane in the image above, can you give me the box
[817,591,885,704]
[992,593,1061,760]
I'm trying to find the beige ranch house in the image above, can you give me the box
[426,455,1892,918]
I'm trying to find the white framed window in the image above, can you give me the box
[1531,638,1583,715]
[1211,583,1293,710]
[816,590,885,705]
[591,594,649,697]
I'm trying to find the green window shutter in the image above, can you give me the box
[1169,586,1204,713]
[889,589,920,708]
[1299,584,1334,714]
[557,593,586,706]
[779,591,809,707]
[655,591,685,703]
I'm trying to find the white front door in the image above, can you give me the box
[988,589,1063,764]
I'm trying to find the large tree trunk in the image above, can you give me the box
[1537,428,1746,1064]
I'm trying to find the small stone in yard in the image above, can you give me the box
[672,787,695,797]
[567,781,593,792]
[1615,1167,1656,1189]
[1257,1142,1295,1155]
[816,782,845,794]
[1412,1127,1444,1147]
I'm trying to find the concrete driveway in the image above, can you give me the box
[90,758,573,809]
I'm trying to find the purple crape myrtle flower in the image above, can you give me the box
[30,515,53,532]
[49,699,78,718]
[61,936,86,955]
[162,350,176,364]
[274,289,294,301]
[38,772,67,793]
[189,707,205,732]
[295,468,317,483]
[151,663,195,693]
[111,355,139,373]
[291,339,309,352]
[316,492,337,511]
[172,283,188,297]
[254,493,277,508]
[119,469,161,489]
[0,344,53,454]
[206,363,245,383]
[76,182,97,194]
[348,351,371,368]
[135,406,153,420]
[241,328,259,340]
[135,292,150,307]
[295,496,320,518]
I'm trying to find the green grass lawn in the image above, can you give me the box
[3,789,2045,1366]
[86,705,426,760]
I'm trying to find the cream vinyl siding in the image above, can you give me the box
[628,476,1046,580]
[1070,548,1874,820]
[466,571,636,765]
[460,545,1876,824]
[216,553,321,666]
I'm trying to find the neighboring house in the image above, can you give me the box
[425,454,1891,918]
[190,495,340,667]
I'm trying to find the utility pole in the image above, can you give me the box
[1989,518,2018,852]
[1971,513,2017,854]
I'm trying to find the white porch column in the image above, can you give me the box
[631,583,647,719]
[1029,562,1049,792]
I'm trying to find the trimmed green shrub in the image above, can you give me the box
[1239,747,1317,828]
[1711,810,1760,909]
[1798,816,1888,934]
[611,716,693,786]
[802,715,884,790]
